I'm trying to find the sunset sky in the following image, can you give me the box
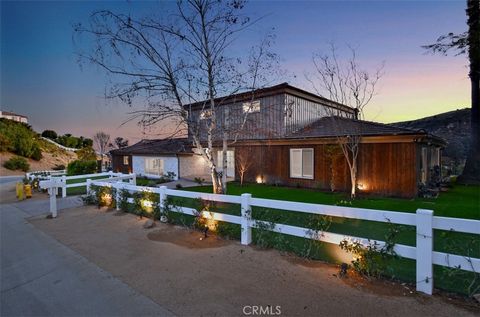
[1,0,469,142]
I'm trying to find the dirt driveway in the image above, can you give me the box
[30,206,478,317]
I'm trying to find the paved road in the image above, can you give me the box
[0,176,22,184]
[0,186,174,316]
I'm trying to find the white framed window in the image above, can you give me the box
[123,156,129,165]
[145,158,164,176]
[242,100,260,113]
[290,148,314,179]
[200,109,212,120]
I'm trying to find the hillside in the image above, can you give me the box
[391,108,471,161]
[0,119,77,175]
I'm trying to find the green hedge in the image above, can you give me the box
[67,160,97,175]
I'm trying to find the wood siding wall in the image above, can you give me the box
[112,154,132,174]
[188,92,354,141]
[234,142,419,198]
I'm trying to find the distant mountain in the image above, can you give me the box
[391,108,471,160]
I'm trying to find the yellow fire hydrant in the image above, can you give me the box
[16,182,25,200]
[24,184,32,198]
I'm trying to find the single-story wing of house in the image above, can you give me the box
[110,138,211,180]
[111,83,445,198]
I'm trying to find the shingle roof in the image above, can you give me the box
[290,116,434,138]
[110,138,192,156]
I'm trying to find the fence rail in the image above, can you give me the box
[52,179,480,296]
[54,172,136,197]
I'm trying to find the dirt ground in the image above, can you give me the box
[30,206,479,317]
[0,151,76,176]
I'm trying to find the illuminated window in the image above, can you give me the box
[123,156,129,165]
[200,109,212,120]
[242,100,260,113]
[290,148,314,179]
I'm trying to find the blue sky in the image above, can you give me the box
[1,0,468,141]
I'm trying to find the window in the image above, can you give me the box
[123,156,129,165]
[145,158,164,176]
[200,109,212,120]
[290,148,314,179]
[242,100,260,113]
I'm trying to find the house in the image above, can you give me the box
[111,83,444,197]
[0,111,28,123]
[111,138,210,180]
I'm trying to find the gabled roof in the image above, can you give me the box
[290,116,446,144]
[184,82,355,114]
[110,138,192,156]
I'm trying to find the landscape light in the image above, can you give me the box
[256,175,264,184]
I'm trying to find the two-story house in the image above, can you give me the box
[111,83,444,197]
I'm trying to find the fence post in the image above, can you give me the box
[113,182,121,211]
[416,209,434,295]
[61,175,67,198]
[86,179,92,195]
[109,170,113,178]
[130,173,137,186]
[241,193,252,245]
[49,183,57,218]
[159,186,167,211]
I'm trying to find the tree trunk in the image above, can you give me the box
[350,160,357,199]
[221,135,228,193]
[211,167,224,194]
[458,0,480,184]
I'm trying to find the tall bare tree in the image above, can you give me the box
[74,0,277,193]
[93,131,111,167]
[307,44,383,198]
[423,0,480,184]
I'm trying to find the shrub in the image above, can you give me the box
[0,118,42,159]
[31,146,43,161]
[41,130,58,139]
[3,156,30,172]
[77,146,97,161]
[67,160,97,175]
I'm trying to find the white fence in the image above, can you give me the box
[40,137,79,152]
[53,172,136,198]
[26,169,66,181]
[86,181,480,296]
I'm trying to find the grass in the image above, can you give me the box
[65,175,110,195]
[180,182,479,295]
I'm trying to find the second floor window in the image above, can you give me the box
[242,100,260,113]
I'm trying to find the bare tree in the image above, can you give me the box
[236,147,254,186]
[74,0,277,194]
[93,131,111,167]
[307,44,384,198]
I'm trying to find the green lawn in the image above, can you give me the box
[65,175,111,196]
[180,182,479,295]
